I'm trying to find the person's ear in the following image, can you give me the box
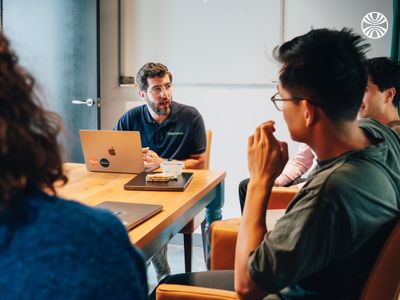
[138,90,145,98]
[303,101,316,127]
[385,87,396,104]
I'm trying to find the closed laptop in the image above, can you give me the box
[95,201,163,230]
[124,172,194,191]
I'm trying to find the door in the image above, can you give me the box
[2,0,99,162]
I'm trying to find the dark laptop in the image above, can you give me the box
[124,172,194,191]
[95,201,163,230]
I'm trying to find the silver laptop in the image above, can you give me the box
[80,130,151,174]
[95,201,163,230]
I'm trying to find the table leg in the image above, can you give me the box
[204,180,225,267]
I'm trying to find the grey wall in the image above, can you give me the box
[100,0,392,221]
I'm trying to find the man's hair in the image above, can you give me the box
[366,57,400,108]
[0,32,67,212]
[274,28,370,122]
[136,62,172,91]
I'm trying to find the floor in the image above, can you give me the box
[147,237,207,292]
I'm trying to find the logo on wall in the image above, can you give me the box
[361,12,388,39]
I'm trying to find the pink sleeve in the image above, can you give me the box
[274,144,315,186]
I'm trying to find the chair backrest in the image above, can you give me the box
[360,220,400,300]
[203,129,212,170]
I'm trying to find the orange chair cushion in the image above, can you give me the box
[156,284,238,300]
[210,218,241,270]
[267,187,298,209]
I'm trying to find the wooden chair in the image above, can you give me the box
[179,129,212,272]
[359,220,400,300]
[157,209,400,300]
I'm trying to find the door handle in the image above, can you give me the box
[72,98,95,107]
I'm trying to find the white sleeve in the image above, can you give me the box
[275,144,315,186]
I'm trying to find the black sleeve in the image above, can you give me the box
[190,112,206,154]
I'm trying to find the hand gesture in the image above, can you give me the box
[247,121,288,184]
[142,147,163,165]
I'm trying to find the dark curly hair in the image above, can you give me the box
[136,62,172,91]
[0,32,67,212]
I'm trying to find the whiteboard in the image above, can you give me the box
[123,0,281,85]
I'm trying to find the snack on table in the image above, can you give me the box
[146,173,178,182]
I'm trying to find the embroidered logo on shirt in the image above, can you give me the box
[167,131,184,136]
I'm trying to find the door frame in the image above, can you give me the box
[0,0,101,131]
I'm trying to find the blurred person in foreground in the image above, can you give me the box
[0,32,147,299]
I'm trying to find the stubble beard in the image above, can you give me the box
[147,98,171,116]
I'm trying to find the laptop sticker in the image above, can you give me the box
[100,158,110,168]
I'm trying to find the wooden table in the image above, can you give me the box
[57,163,226,260]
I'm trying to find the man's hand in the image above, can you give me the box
[235,121,289,299]
[142,147,163,165]
[247,121,289,185]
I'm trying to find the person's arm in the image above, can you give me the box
[235,121,288,300]
[274,143,315,186]
[142,148,206,169]
[142,148,163,166]
[182,152,206,169]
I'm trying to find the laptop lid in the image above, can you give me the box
[80,130,146,174]
[124,172,194,191]
[95,201,163,230]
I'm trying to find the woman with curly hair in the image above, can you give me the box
[0,32,147,299]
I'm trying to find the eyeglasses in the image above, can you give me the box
[147,83,174,96]
[270,92,322,111]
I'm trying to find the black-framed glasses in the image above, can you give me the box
[147,83,174,96]
[270,92,322,111]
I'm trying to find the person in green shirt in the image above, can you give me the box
[154,28,400,300]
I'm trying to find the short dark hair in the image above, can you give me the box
[136,62,172,91]
[274,28,370,122]
[366,57,400,108]
[0,32,67,212]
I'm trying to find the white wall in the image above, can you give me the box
[284,0,392,56]
[173,85,295,219]
[100,0,392,221]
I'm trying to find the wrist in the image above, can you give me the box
[248,176,275,190]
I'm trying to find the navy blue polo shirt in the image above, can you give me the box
[114,101,206,160]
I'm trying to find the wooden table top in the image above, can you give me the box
[57,163,226,250]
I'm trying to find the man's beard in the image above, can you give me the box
[147,98,171,116]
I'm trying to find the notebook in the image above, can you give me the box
[124,172,194,191]
[95,201,163,230]
[80,130,158,174]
